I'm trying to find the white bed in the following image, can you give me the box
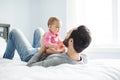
[1,37,120,80]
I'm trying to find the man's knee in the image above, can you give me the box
[34,27,45,36]
[10,29,20,35]
[9,29,22,39]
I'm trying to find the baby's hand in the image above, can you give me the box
[53,44,60,49]
[58,41,63,46]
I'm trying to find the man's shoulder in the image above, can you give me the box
[81,53,87,57]
[47,53,66,59]
[80,53,88,64]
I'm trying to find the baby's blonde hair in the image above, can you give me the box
[47,17,60,26]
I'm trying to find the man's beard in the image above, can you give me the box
[63,38,69,47]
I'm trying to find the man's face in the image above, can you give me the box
[63,29,74,47]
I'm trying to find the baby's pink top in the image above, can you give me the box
[44,31,61,47]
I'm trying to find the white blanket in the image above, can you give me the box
[1,37,120,80]
[0,37,6,57]
[0,58,120,80]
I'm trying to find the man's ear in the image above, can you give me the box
[69,38,73,45]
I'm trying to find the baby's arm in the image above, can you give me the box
[46,47,65,54]
[46,41,66,54]
[46,48,58,53]
[47,43,59,49]
[57,40,66,53]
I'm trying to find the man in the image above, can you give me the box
[3,25,91,67]
[27,25,91,67]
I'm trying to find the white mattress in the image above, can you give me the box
[1,37,120,80]
[0,58,120,80]
[0,37,6,57]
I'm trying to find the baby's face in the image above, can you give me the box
[49,21,61,34]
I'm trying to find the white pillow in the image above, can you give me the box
[0,37,6,58]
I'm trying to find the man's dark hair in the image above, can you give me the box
[69,25,91,53]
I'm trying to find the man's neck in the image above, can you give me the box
[66,50,80,61]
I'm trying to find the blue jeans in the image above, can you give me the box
[3,27,44,62]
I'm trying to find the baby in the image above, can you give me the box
[44,17,65,54]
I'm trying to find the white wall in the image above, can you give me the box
[66,0,120,59]
[118,0,120,42]
[30,0,67,40]
[0,0,32,42]
[83,47,120,60]
[0,0,66,43]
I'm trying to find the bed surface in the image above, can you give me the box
[0,58,120,80]
[0,37,120,80]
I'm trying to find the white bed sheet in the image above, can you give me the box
[1,37,120,80]
[0,58,120,80]
[0,37,6,57]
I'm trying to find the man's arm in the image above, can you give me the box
[46,46,65,54]
[27,33,46,66]
[46,41,66,54]
[27,56,65,67]
[27,52,41,66]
